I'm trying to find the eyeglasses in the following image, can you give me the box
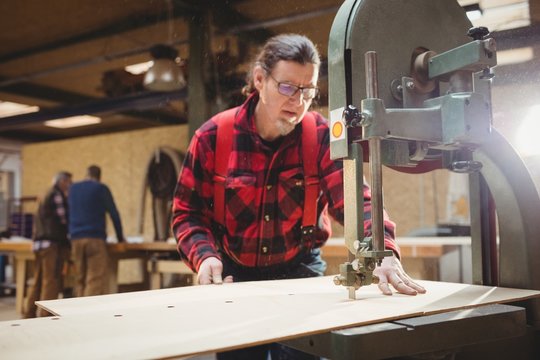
[268,74,318,100]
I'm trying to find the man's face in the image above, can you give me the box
[254,60,319,137]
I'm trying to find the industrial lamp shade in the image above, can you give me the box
[143,45,186,91]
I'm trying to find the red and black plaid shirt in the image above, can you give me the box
[172,93,398,271]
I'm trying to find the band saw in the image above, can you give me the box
[284,0,540,358]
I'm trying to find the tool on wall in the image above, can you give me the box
[138,147,184,241]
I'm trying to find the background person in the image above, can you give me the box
[68,165,125,297]
[24,171,72,318]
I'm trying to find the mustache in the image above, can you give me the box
[286,117,297,124]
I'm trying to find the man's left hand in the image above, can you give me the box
[373,255,427,296]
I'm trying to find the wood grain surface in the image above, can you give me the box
[1,276,539,359]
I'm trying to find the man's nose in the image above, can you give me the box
[288,90,304,105]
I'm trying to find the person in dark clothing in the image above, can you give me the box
[24,171,72,318]
[68,165,125,297]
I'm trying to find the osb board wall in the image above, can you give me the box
[21,124,189,242]
[22,124,450,241]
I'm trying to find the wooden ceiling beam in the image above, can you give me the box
[0,78,185,129]
[0,5,196,64]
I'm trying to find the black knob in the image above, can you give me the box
[343,105,363,127]
[467,26,490,41]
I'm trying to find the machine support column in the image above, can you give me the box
[365,51,385,252]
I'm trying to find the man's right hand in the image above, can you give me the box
[197,257,234,285]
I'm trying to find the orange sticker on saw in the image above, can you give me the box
[332,121,343,139]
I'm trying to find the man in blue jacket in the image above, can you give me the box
[68,165,125,296]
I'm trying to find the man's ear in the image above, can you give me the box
[253,65,265,91]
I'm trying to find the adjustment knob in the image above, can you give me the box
[342,105,363,127]
[467,26,490,40]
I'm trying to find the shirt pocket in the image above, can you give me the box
[277,167,304,221]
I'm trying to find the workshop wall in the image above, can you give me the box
[21,124,189,242]
[330,166,450,238]
[380,167,450,237]
[21,123,452,241]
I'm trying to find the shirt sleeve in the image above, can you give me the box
[53,190,68,225]
[171,129,221,272]
[316,114,400,258]
[103,185,124,241]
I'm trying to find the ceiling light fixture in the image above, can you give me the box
[44,115,101,129]
[463,4,483,21]
[143,0,186,92]
[0,101,39,117]
[125,60,154,75]
[143,44,185,91]
[497,47,534,66]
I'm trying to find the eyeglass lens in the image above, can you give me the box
[277,83,317,99]
[269,74,317,100]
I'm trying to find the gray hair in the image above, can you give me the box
[53,171,72,185]
[242,34,321,96]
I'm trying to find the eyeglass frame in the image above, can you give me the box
[267,73,319,101]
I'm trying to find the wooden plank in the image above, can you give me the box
[0,277,536,359]
[0,240,33,253]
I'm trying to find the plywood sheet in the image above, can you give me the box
[1,276,539,360]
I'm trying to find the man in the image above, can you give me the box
[172,34,425,359]
[68,165,125,297]
[25,171,72,318]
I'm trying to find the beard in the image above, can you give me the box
[275,116,299,136]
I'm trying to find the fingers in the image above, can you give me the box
[393,272,427,294]
[211,269,223,284]
[197,257,226,285]
[198,272,223,285]
[390,272,418,295]
[403,278,427,294]
[372,255,428,296]
[197,270,212,285]
[223,275,234,283]
[378,276,417,296]
[377,279,393,296]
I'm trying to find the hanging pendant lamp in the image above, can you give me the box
[143,44,186,91]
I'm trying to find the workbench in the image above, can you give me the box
[0,236,469,315]
[322,237,471,282]
[0,276,537,359]
[0,238,193,314]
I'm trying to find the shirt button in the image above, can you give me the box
[266,185,272,190]
[262,246,268,254]
[264,214,270,222]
